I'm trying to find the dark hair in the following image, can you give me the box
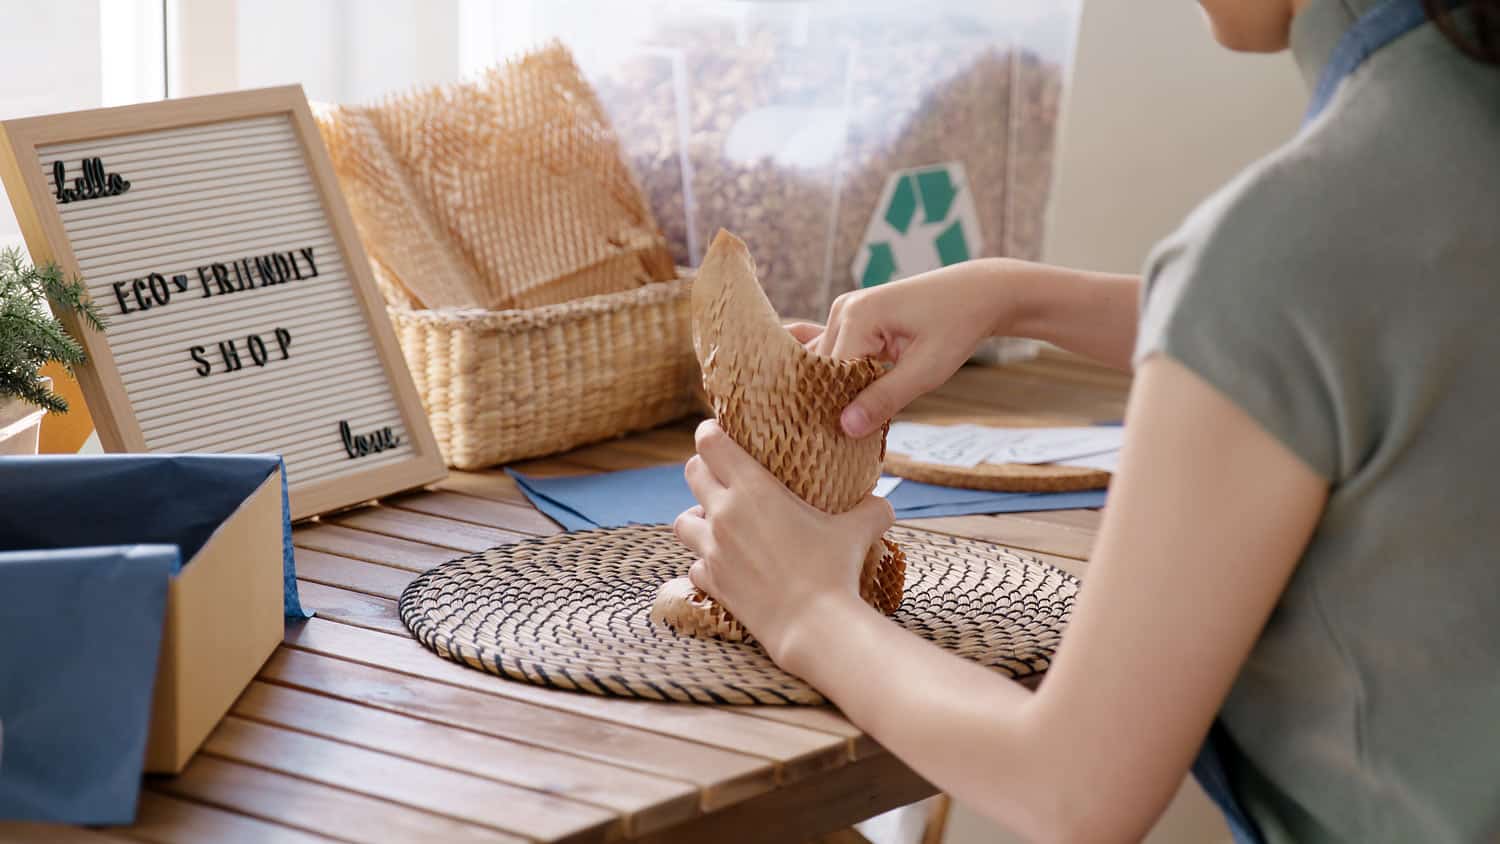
[1424,0,1500,64]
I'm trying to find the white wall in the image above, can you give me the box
[1042,0,1307,274]
[160,0,463,103]
[232,0,461,104]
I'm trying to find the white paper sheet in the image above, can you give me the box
[884,422,996,468]
[886,422,1124,468]
[872,476,903,497]
[982,426,1124,465]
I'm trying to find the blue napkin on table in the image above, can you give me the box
[0,453,309,824]
[0,544,177,824]
[508,463,1105,531]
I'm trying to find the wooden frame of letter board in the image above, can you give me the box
[0,86,446,519]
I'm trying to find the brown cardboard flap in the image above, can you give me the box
[143,467,284,773]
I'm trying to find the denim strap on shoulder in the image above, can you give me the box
[1305,0,1439,123]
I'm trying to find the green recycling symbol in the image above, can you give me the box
[853,161,982,288]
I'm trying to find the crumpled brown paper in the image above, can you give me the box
[315,42,675,311]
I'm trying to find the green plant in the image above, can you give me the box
[0,246,105,413]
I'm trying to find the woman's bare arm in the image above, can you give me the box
[680,355,1327,841]
[795,258,1142,437]
[1001,259,1142,370]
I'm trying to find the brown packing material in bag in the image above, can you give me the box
[651,230,906,642]
[315,42,675,311]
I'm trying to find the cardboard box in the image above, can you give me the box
[143,466,284,773]
[0,455,293,785]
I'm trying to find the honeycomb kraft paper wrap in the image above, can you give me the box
[650,230,906,642]
[314,43,676,312]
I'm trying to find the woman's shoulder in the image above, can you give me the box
[1135,28,1498,481]
[1149,25,1499,304]
[1140,135,1351,314]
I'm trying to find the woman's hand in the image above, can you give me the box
[672,419,894,667]
[787,260,1016,438]
[788,260,1145,437]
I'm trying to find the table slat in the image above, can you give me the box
[556,448,677,473]
[387,489,561,536]
[430,470,532,505]
[261,643,770,810]
[233,680,699,836]
[899,514,1096,561]
[326,507,527,553]
[204,716,615,843]
[630,752,935,844]
[293,522,456,572]
[279,619,847,807]
[125,792,333,844]
[150,755,517,844]
[0,823,138,843]
[293,581,408,636]
[1019,509,1104,531]
[294,548,417,598]
[1009,355,1134,391]
[937,365,1127,419]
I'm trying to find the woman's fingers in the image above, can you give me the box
[815,317,842,358]
[684,454,727,507]
[673,507,711,554]
[695,420,772,490]
[841,349,940,437]
[828,310,892,362]
[825,295,900,364]
[688,558,717,596]
[817,295,845,355]
[843,493,896,540]
[785,321,824,345]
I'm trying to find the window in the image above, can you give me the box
[0,0,163,248]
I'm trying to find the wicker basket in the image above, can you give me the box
[314,46,705,468]
[388,273,700,470]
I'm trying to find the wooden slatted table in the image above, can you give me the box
[9,355,1128,844]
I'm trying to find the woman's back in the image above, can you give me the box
[1137,2,1500,838]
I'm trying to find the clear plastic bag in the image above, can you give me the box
[535,1,1079,325]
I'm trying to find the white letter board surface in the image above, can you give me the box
[0,86,445,519]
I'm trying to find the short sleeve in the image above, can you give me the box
[1133,157,1351,482]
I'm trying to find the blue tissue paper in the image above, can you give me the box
[508,463,1105,532]
[0,545,177,825]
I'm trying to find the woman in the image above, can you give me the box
[672,0,1500,840]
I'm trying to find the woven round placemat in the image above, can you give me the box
[399,524,1078,705]
[884,416,1111,492]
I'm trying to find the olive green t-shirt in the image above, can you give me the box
[1134,1,1500,840]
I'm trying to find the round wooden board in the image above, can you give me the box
[883,415,1112,492]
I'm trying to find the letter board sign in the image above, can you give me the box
[0,86,445,519]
